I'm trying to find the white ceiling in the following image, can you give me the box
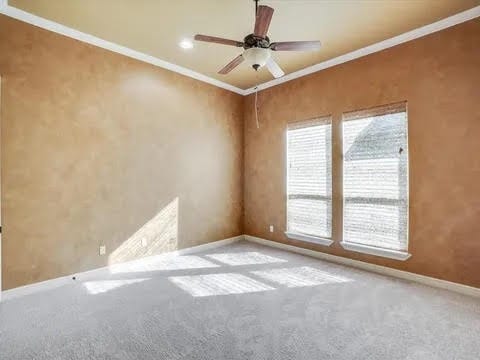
[6,0,480,91]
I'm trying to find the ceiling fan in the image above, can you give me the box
[194,0,321,79]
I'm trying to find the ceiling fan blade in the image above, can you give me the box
[253,5,274,38]
[270,41,321,51]
[218,54,244,74]
[194,34,244,47]
[266,58,285,78]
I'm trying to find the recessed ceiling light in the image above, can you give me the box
[179,39,193,49]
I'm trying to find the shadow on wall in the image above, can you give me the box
[108,197,179,265]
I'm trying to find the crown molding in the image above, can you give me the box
[0,3,247,96]
[1,2,478,97]
[243,5,480,95]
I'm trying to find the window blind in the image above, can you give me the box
[287,117,332,238]
[342,102,408,251]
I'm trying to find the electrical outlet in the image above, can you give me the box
[99,245,106,256]
[269,225,274,232]
[141,238,147,247]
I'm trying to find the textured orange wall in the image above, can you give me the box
[0,15,244,290]
[244,19,480,288]
[1,15,479,291]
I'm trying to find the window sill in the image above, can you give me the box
[285,232,333,246]
[340,242,411,261]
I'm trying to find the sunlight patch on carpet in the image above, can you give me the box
[251,266,351,288]
[205,252,287,266]
[83,279,150,295]
[110,255,219,274]
[169,273,274,297]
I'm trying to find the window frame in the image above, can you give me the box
[285,115,333,246]
[340,102,411,260]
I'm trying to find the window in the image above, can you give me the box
[286,116,332,244]
[342,102,409,258]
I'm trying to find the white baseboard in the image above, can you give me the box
[245,235,480,298]
[1,235,243,301]
[4,234,478,301]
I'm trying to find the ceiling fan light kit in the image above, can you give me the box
[243,47,271,71]
[193,0,321,79]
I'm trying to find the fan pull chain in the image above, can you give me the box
[254,69,260,129]
[254,86,260,129]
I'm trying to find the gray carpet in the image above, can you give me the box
[1,240,479,360]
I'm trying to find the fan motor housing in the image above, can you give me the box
[243,34,270,49]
